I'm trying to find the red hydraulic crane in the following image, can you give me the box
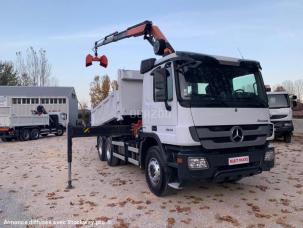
[85,20,175,67]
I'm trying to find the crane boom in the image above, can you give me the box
[86,20,175,67]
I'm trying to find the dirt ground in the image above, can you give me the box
[0,135,302,228]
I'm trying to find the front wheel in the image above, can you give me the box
[145,146,170,197]
[284,134,292,143]
[55,126,64,136]
[97,136,106,161]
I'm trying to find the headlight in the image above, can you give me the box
[188,157,209,170]
[264,148,275,161]
[284,122,292,127]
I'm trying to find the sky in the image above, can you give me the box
[0,0,302,104]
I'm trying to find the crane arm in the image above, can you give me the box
[86,20,174,67]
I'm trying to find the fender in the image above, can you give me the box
[139,132,168,168]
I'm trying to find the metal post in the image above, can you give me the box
[67,124,73,189]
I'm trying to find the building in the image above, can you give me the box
[0,86,78,126]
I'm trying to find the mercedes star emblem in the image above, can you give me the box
[230,126,244,143]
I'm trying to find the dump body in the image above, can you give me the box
[1,114,49,128]
[91,69,143,126]
[0,106,49,128]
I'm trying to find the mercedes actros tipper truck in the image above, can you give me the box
[67,21,275,196]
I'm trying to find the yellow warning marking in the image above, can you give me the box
[84,128,90,133]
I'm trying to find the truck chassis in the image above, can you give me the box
[66,123,275,196]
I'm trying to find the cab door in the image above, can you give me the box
[142,62,178,144]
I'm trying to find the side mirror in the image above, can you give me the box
[140,58,156,74]
[154,68,168,102]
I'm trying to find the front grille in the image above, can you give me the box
[190,124,270,150]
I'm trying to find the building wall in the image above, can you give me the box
[9,97,68,115]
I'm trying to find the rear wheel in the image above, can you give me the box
[20,129,30,141]
[30,129,40,140]
[97,136,106,161]
[145,146,171,196]
[106,137,120,166]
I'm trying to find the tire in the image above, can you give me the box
[20,129,30,141]
[97,136,106,161]
[55,126,64,136]
[106,137,120,166]
[219,177,242,184]
[30,129,40,140]
[145,146,171,196]
[284,134,291,143]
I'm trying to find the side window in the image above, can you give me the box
[232,74,258,95]
[12,98,17,104]
[153,64,174,102]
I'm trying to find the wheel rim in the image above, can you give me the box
[98,139,103,156]
[148,158,161,186]
[23,130,29,140]
[33,131,39,139]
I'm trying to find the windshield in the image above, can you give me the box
[176,60,268,108]
[268,94,290,108]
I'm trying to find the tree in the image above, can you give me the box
[15,47,53,86]
[78,102,90,126]
[89,75,111,108]
[294,79,303,101]
[0,62,19,86]
[111,80,118,91]
[282,80,295,94]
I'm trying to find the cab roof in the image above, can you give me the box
[155,51,261,69]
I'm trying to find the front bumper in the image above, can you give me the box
[171,145,274,182]
[272,121,293,137]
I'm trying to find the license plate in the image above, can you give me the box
[228,156,249,166]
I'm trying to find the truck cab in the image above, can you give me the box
[267,92,297,142]
[139,51,274,194]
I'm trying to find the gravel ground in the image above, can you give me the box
[0,135,302,228]
[293,119,303,134]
